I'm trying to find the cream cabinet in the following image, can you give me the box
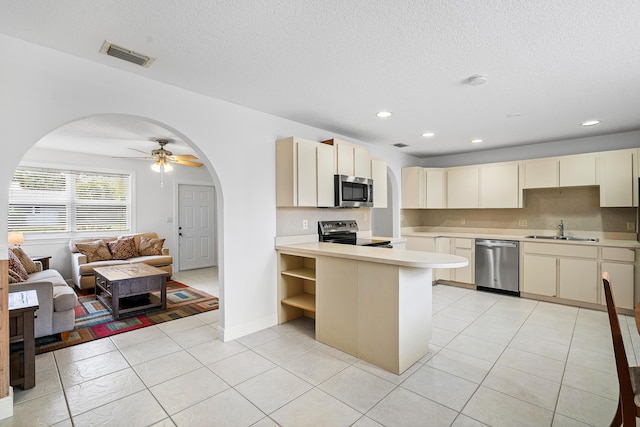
[522,242,599,304]
[599,148,636,207]
[452,238,473,283]
[402,167,445,209]
[404,235,452,281]
[276,137,334,207]
[523,153,597,189]
[322,138,370,178]
[479,162,520,208]
[523,158,558,189]
[402,167,426,208]
[600,247,636,310]
[371,158,387,208]
[316,143,335,207]
[558,258,599,303]
[559,153,597,187]
[522,254,557,296]
[354,146,371,178]
[426,169,446,208]
[447,166,479,208]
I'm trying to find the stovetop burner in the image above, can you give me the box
[318,220,391,247]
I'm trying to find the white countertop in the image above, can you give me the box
[402,231,640,248]
[276,242,469,269]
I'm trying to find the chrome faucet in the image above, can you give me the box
[558,220,564,237]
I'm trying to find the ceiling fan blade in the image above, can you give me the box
[111,156,155,160]
[128,148,152,155]
[170,159,204,167]
[169,154,198,160]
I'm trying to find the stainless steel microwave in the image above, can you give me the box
[334,175,373,208]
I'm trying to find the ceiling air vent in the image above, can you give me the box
[393,143,409,148]
[100,41,155,67]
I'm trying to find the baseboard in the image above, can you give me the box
[217,313,278,342]
[0,388,14,420]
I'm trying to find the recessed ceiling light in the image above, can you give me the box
[376,111,393,118]
[421,132,435,138]
[581,120,601,127]
[466,74,488,86]
[470,139,483,144]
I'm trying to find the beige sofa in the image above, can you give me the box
[70,232,173,290]
[9,263,78,339]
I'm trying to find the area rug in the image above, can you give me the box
[35,281,219,354]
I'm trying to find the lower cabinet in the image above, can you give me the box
[404,236,452,281]
[452,238,473,284]
[600,247,636,310]
[558,258,598,303]
[522,242,635,311]
[522,254,557,296]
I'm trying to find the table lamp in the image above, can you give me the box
[8,232,24,247]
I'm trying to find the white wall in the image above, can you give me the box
[421,130,640,167]
[0,34,419,341]
[16,147,214,278]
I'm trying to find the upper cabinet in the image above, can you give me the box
[523,153,597,189]
[426,169,446,208]
[402,167,426,209]
[402,167,445,209]
[322,138,371,178]
[523,158,558,189]
[599,148,636,207]
[276,137,334,207]
[479,162,521,208]
[371,158,388,208]
[447,166,479,208]
[559,153,597,187]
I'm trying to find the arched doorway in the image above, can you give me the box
[7,112,225,328]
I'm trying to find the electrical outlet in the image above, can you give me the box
[519,220,527,227]
[460,218,466,225]
[303,219,308,230]
[627,221,635,231]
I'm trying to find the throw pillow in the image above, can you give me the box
[8,250,29,281]
[139,236,165,256]
[107,237,138,260]
[75,240,113,263]
[8,269,24,284]
[10,247,39,274]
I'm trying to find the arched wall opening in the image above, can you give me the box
[6,113,227,330]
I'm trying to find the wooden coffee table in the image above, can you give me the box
[93,263,169,319]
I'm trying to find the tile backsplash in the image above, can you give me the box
[402,186,636,236]
[277,207,371,237]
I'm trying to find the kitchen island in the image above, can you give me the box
[276,242,468,374]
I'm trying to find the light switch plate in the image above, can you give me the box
[519,220,527,227]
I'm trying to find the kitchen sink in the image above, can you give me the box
[525,235,599,242]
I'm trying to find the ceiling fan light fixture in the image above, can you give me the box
[151,162,161,172]
[164,162,173,172]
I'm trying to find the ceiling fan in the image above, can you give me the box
[115,139,203,171]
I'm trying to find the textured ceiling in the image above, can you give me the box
[2,0,640,158]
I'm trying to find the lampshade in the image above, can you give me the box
[8,232,24,246]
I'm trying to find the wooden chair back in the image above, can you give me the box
[603,273,637,426]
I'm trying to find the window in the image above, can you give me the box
[8,167,131,234]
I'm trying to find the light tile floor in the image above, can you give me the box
[2,278,635,426]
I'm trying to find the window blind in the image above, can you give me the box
[8,167,131,234]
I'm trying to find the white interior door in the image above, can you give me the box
[178,184,216,270]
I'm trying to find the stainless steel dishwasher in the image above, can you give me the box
[475,239,520,296]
